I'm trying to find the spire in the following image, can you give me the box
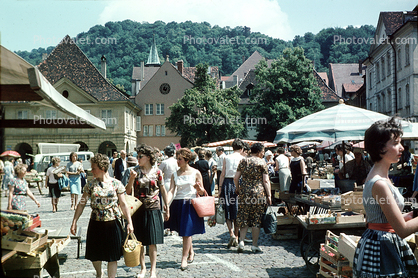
[146,34,161,67]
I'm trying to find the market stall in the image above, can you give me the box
[1,210,69,277]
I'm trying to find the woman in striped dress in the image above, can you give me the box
[353,117,418,277]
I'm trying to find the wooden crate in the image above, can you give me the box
[1,229,48,253]
[276,215,298,225]
[271,224,298,240]
[338,233,361,267]
[3,237,70,271]
[341,191,364,212]
[336,212,365,224]
[320,244,349,266]
[319,256,352,278]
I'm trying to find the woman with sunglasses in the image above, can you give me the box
[126,144,169,278]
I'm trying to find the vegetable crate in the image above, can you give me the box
[2,229,49,253]
[271,224,299,240]
[319,244,352,278]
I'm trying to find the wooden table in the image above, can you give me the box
[296,215,366,274]
[34,227,83,259]
[2,237,70,277]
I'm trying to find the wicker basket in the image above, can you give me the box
[123,233,142,267]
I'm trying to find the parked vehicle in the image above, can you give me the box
[37,143,80,154]
[33,151,94,173]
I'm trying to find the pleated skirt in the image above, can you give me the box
[85,219,123,262]
[132,209,164,246]
[166,199,205,237]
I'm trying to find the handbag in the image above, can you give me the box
[123,194,142,219]
[122,233,142,267]
[191,190,215,217]
[215,203,225,224]
[120,183,142,219]
[262,206,277,234]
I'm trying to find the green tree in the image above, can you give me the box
[247,47,324,142]
[166,64,245,147]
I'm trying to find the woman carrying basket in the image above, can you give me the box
[70,153,133,278]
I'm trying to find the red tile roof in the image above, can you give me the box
[380,12,404,36]
[342,83,363,93]
[38,35,128,102]
[328,63,364,96]
[182,66,219,87]
[317,72,329,86]
[313,69,340,102]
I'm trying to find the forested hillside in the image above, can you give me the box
[16,20,375,95]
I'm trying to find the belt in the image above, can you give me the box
[279,167,288,170]
[367,223,395,233]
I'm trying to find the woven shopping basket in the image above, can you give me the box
[123,233,142,267]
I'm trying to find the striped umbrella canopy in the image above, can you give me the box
[274,100,415,143]
[203,139,276,148]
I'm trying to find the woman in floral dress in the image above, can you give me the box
[234,143,272,253]
[126,144,169,278]
[8,163,40,210]
[70,153,133,278]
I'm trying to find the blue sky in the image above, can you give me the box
[1,0,416,52]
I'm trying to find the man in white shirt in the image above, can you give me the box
[114,150,127,181]
[274,147,291,192]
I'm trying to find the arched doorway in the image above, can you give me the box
[74,141,89,152]
[98,141,117,157]
[15,142,33,165]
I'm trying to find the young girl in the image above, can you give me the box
[8,163,40,211]
[353,117,418,277]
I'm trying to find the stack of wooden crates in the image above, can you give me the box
[319,231,352,278]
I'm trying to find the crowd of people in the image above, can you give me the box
[4,117,418,277]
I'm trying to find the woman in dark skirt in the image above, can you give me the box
[71,153,133,278]
[165,148,205,271]
[194,149,211,196]
[126,144,169,278]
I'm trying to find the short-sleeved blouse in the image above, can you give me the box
[67,161,83,177]
[132,166,164,210]
[83,178,125,221]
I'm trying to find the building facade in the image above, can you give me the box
[2,35,141,158]
[364,7,418,118]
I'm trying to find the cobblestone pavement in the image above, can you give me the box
[1,186,314,278]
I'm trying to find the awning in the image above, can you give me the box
[203,139,276,148]
[0,45,106,130]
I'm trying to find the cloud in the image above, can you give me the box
[98,0,293,40]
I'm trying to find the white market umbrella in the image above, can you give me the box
[274,100,415,143]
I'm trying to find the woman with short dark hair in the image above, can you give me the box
[45,156,62,212]
[194,149,211,196]
[235,143,271,253]
[288,145,307,194]
[67,152,83,210]
[126,144,169,278]
[219,138,245,248]
[353,117,418,277]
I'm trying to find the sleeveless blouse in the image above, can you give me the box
[363,176,404,223]
[173,170,197,200]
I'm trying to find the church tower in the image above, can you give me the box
[146,35,161,67]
